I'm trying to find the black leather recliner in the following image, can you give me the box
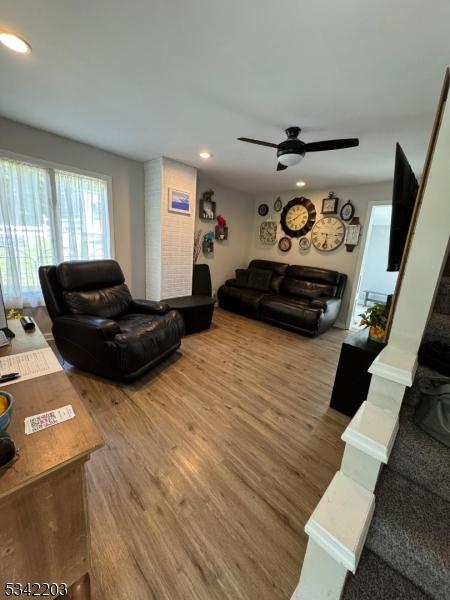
[39,260,185,382]
[217,259,346,336]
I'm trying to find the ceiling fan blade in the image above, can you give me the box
[302,138,359,153]
[237,137,279,148]
[277,162,288,171]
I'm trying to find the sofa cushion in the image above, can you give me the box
[218,284,270,316]
[248,259,288,276]
[281,277,323,300]
[248,260,288,292]
[63,283,132,319]
[114,310,184,374]
[260,295,322,332]
[235,268,250,288]
[285,265,342,297]
[247,268,272,291]
[270,274,284,293]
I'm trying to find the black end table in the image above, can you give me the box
[329,328,386,417]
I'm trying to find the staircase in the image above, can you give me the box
[291,70,450,600]
[342,261,450,599]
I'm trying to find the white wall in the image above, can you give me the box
[196,175,254,295]
[248,181,394,326]
[0,117,145,298]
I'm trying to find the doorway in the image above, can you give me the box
[349,204,398,330]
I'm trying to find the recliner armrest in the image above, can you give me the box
[310,297,341,313]
[129,299,170,315]
[53,315,121,340]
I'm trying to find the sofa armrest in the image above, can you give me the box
[310,297,341,314]
[224,278,239,287]
[129,299,171,315]
[52,315,121,341]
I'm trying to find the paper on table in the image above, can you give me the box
[25,404,75,435]
[0,347,62,386]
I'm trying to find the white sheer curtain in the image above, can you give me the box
[0,158,112,308]
[0,159,56,307]
[55,170,110,261]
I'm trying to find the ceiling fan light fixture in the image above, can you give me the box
[278,153,303,167]
[0,32,32,54]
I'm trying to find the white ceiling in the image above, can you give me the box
[1,0,449,193]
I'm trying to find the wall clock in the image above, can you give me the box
[299,236,311,250]
[278,236,292,252]
[321,192,339,214]
[274,196,283,212]
[311,217,345,251]
[340,200,355,221]
[345,217,361,252]
[259,221,277,245]
[280,197,316,238]
[258,203,269,216]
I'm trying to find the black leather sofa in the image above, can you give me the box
[39,260,185,382]
[217,259,346,336]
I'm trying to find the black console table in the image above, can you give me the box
[330,328,386,417]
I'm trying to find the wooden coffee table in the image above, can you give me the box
[0,321,103,599]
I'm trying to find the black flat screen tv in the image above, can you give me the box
[387,143,419,271]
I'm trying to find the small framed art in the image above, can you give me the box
[168,188,191,215]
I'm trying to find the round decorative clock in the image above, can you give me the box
[311,217,345,252]
[340,200,355,221]
[274,196,283,212]
[280,197,316,238]
[278,236,292,252]
[258,203,269,216]
[299,236,311,250]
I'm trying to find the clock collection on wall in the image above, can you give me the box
[257,194,359,253]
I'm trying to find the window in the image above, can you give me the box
[0,156,111,308]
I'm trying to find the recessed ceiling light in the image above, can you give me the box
[199,151,212,159]
[296,180,306,187]
[0,32,32,54]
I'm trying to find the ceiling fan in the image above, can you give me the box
[237,126,359,171]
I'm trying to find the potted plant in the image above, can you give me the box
[359,303,389,342]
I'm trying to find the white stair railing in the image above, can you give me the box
[291,69,450,600]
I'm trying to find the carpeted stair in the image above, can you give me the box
[365,469,450,599]
[343,548,431,599]
[342,264,450,599]
[389,405,450,502]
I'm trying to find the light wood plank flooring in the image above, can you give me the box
[65,308,349,600]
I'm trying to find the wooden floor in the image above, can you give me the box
[66,308,349,600]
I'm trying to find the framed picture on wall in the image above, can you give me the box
[168,188,191,215]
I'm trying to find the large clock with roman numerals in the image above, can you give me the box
[311,216,345,251]
[280,197,316,238]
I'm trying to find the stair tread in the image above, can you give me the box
[342,548,431,599]
[424,312,450,344]
[366,469,450,600]
[389,405,450,502]
[434,276,450,315]
[404,363,442,408]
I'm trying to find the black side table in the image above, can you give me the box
[330,328,385,417]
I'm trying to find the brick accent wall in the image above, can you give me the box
[145,157,197,300]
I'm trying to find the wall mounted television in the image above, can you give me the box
[387,143,419,271]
